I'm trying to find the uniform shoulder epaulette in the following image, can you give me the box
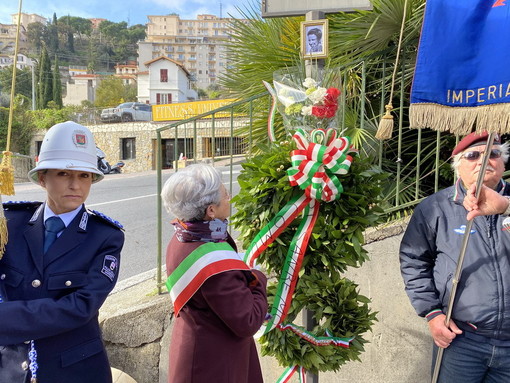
[3,201,43,210]
[88,209,124,230]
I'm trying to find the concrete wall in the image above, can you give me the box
[30,119,246,174]
[99,220,432,383]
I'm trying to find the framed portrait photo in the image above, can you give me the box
[301,19,329,59]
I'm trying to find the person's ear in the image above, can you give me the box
[38,172,46,188]
[204,204,215,220]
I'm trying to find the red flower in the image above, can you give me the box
[311,88,340,119]
[312,105,337,118]
[324,88,340,106]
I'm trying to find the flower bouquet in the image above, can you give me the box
[264,67,342,138]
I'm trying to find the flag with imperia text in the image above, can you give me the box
[410,0,510,135]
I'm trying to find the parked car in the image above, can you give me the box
[101,102,152,123]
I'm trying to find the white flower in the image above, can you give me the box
[303,78,318,89]
[301,105,313,116]
[307,87,328,104]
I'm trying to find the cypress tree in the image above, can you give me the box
[37,45,53,109]
[49,13,59,55]
[52,55,63,108]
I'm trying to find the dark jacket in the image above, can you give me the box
[166,235,268,383]
[0,201,124,383]
[400,180,510,340]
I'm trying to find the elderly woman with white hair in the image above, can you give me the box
[161,164,268,383]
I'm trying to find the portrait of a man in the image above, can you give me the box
[301,19,328,59]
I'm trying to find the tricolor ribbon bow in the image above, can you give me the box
[244,127,357,339]
[288,128,356,202]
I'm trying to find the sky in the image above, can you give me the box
[0,0,259,26]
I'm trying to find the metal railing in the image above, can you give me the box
[152,58,459,291]
[155,94,265,291]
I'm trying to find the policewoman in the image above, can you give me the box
[0,121,124,382]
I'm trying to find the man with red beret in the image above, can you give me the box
[400,131,510,382]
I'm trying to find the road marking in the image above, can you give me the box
[88,194,157,207]
[88,180,239,207]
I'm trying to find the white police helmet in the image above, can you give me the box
[28,121,104,184]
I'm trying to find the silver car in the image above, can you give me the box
[101,102,152,123]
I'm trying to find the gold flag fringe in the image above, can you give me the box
[410,103,510,136]
[0,201,7,260]
[0,151,15,196]
[376,104,394,139]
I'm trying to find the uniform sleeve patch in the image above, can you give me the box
[101,255,118,282]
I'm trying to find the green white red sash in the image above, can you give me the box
[166,242,250,315]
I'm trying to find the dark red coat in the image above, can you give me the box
[165,235,268,383]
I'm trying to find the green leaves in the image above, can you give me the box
[232,142,386,372]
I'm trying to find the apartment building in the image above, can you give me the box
[11,12,47,28]
[0,23,28,54]
[142,14,243,89]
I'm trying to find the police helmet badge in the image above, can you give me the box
[72,130,88,148]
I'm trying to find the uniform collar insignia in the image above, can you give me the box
[79,212,88,230]
[29,204,43,223]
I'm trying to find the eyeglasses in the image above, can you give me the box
[461,149,502,161]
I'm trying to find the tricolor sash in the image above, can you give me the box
[166,242,250,315]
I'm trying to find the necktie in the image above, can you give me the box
[44,216,65,254]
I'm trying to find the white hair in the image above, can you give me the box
[451,142,510,177]
[161,164,223,221]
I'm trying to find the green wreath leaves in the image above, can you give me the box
[231,141,387,373]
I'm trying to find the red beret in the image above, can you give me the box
[452,132,501,156]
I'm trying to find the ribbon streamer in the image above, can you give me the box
[262,80,277,142]
[244,128,356,339]
[277,323,354,348]
[276,365,307,383]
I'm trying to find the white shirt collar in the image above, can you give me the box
[44,204,83,228]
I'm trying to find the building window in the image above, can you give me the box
[121,138,136,160]
[160,69,168,82]
[156,93,172,104]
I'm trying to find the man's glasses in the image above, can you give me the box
[461,149,502,161]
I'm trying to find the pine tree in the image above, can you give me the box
[52,55,63,108]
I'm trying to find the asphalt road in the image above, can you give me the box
[11,165,242,281]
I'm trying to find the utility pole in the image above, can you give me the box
[30,59,36,110]
[303,11,325,383]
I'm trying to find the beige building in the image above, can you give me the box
[141,14,245,89]
[11,12,47,28]
[63,74,103,106]
[0,23,28,54]
[115,62,138,86]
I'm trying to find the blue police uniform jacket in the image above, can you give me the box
[0,201,124,383]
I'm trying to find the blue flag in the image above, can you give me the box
[410,0,510,134]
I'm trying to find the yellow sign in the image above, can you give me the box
[152,99,238,121]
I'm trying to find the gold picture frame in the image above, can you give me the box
[301,19,329,59]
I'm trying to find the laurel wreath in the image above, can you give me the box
[231,141,386,373]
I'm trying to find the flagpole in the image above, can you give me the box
[431,132,497,383]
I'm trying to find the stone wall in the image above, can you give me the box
[30,119,247,174]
